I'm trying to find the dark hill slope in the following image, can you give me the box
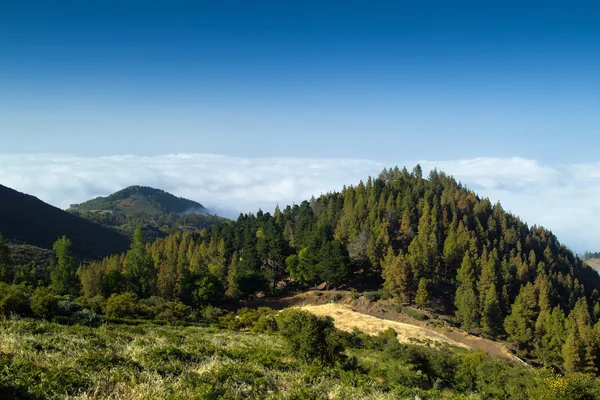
[0,184,130,260]
[68,185,206,216]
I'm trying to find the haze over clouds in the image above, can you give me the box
[0,153,598,253]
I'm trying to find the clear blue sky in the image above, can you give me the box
[1,0,599,162]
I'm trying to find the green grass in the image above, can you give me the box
[1,318,598,400]
[0,318,458,400]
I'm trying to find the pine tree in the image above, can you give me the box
[504,283,539,354]
[481,284,502,336]
[382,249,413,304]
[225,251,240,298]
[454,251,479,331]
[415,277,429,309]
[563,327,584,373]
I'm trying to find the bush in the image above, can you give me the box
[71,309,102,327]
[365,291,380,302]
[200,305,226,324]
[350,288,359,300]
[104,292,138,318]
[74,295,105,314]
[331,293,342,302]
[405,308,429,321]
[56,299,82,316]
[30,286,58,319]
[0,283,31,317]
[277,308,347,366]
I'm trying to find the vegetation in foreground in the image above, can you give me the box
[2,311,600,400]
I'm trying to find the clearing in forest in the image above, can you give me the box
[300,303,469,348]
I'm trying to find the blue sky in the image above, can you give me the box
[2,1,598,161]
[1,1,600,251]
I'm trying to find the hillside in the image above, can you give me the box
[68,185,207,216]
[77,165,600,375]
[67,186,226,235]
[0,184,130,260]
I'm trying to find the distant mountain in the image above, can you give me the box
[68,186,226,237]
[0,184,130,260]
[68,186,207,216]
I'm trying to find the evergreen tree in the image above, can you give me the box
[50,236,80,296]
[454,251,479,331]
[225,251,240,298]
[382,250,413,304]
[481,284,502,336]
[415,277,429,309]
[504,283,539,354]
[563,327,584,373]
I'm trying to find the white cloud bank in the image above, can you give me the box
[0,153,598,253]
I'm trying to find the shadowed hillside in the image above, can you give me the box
[0,184,130,260]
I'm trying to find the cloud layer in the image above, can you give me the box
[0,153,598,253]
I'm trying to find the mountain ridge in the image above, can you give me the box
[68,185,207,216]
[0,184,130,260]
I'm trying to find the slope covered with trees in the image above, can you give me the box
[73,165,600,374]
[68,186,207,216]
[0,184,130,260]
[68,186,226,236]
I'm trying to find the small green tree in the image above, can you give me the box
[30,286,58,319]
[0,283,30,317]
[50,236,80,296]
[277,308,346,366]
[415,277,429,309]
[104,292,138,318]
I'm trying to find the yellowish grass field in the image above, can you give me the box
[299,303,469,349]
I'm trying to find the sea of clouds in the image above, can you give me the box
[0,153,598,253]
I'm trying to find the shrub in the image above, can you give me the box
[405,308,429,321]
[200,305,226,324]
[104,292,138,318]
[0,283,30,317]
[350,288,359,300]
[365,291,380,302]
[30,286,58,319]
[56,300,82,316]
[332,293,342,302]
[277,308,347,366]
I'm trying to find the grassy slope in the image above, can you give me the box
[0,319,455,400]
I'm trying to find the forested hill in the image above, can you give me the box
[0,184,130,260]
[67,186,225,236]
[68,186,207,216]
[80,165,600,374]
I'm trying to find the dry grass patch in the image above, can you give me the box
[299,303,469,349]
